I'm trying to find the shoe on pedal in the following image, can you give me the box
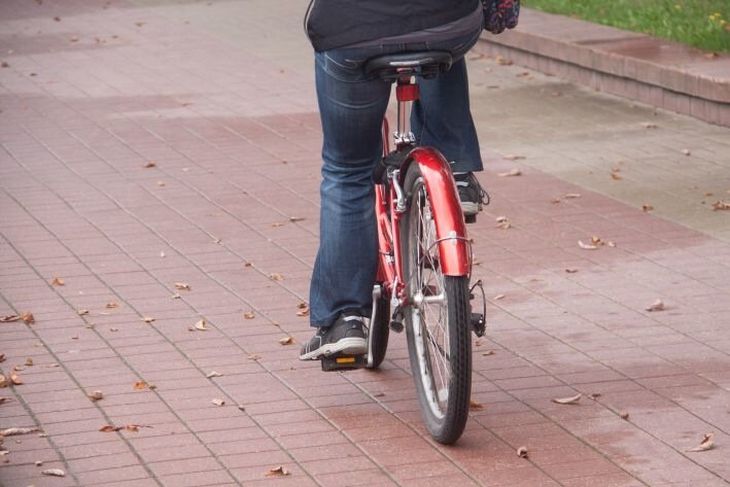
[299,312,368,361]
[454,172,488,222]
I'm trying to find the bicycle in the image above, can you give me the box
[319,51,486,445]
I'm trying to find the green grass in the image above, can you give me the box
[524,0,730,53]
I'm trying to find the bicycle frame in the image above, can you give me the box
[373,77,471,326]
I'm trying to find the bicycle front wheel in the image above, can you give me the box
[400,163,471,444]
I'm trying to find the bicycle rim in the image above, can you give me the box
[401,166,471,444]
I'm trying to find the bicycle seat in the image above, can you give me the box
[365,51,452,81]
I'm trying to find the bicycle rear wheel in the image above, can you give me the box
[400,163,471,444]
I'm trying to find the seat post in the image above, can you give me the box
[394,75,419,148]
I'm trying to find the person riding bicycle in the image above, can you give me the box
[300,0,519,361]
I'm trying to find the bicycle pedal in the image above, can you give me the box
[471,313,486,337]
[389,320,404,333]
[320,354,367,372]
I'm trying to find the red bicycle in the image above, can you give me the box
[321,51,486,444]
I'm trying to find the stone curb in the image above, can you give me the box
[475,8,730,126]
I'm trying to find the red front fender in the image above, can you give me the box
[402,147,471,276]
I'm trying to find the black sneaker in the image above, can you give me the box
[299,313,368,361]
[454,172,488,217]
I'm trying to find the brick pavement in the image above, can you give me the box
[1,1,729,486]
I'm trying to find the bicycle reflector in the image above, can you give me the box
[396,83,419,102]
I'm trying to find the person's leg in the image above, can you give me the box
[308,49,391,328]
[411,57,483,174]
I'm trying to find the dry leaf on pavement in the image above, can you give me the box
[469,399,484,411]
[620,411,630,420]
[517,446,529,458]
[0,375,8,388]
[296,302,309,317]
[42,468,66,477]
[77,309,89,316]
[174,282,191,291]
[1,315,20,323]
[243,311,255,319]
[51,277,65,286]
[503,154,525,161]
[552,393,582,405]
[642,204,654,212]
[279,336,294,346]
[0,427,40,436]
[88,391,103,402]
[10,372,22,385]
[144,161,156,168]
[578,240,598,250]
[497,168,522,177]
[212,398,225,407]
[493,294,505,301]
[24,358,33,366]
[142,316,155,323]
[133,381,149,390]
[565,268,579,273]
[289,216,305,222]
[482,350,495,356]
[269,273,284,281]
[686,433,714,452]
[712,200,730,211]
[610,169,623,180]
[564,193,581,199]
[645,299,665,312]
[206,371,222,379]
[21,312,35,324]
[194,319,208,331]
[0,353,5,362]
[495,216,511,229]
[682,149,691,156]
[641,122,658,129]
[266,466,290,477]
[105,302,119,309]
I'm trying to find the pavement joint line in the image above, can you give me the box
[7,122,395,487]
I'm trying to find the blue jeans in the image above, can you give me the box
[309,28,483,327]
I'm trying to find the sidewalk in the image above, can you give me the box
[1,1,730,486]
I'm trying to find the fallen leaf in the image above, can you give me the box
[105,302,119,309]
[271,222,285,228]
[35,460,43,466]
[565,268,579,273]
[645,299,665,312]
[712,200,730,211]
[13,365,24,372]
[20,312,35,324]
[682,149,691,156]
[642,204,654,212]
[42,468,66,477]
[51,277,65,286]
[0,353,5,362]
[0,315,20,323]
[124,424,151,432]
[687,433,714,452]
[110,327,119,332]
[482,350,495,356]
[194,319,208,331]
[10,372,22,385]
[133,381,149,391]
[144,161,156,168]
[0,397,12,405]
[69,36,79,42]
[497,168,522,177]
[135,21,146,27]
[289,216,305,222]
[142,316,155,323]
[88,390,103,402]
[493,294,505,301]
[212,398,225,406]
[0,375,7,389]
[243,311,255,319]
[578,240,598,250]
[24,358,33,367]
[0,427,40,436]
[469,399,484,411]
[296,302,309,317]
[588,393,602,400]
[77,309,89,316]
[157,181,166,187]
[495,55,513,65]
[269,273,284,281]
[279,336,294,346]
[517,446,529,458]
[552,393,582,405]
[641,122,658,129]
[266,466,290,477]
[99,424,121,432]
[206,371,222,379]
[503,154,525,161]
[619,411,630,420]
[495,216,511,230]
[174,282,191,291]
[248,354,261,361]
[564,193,581,199]
[160,250,166,258]
[610,170,623,180]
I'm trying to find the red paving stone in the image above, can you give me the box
[1,0,730,486]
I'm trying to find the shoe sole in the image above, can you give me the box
[299,337,368,361]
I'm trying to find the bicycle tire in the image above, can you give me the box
[368,285,390,369]
[400,163,471,444]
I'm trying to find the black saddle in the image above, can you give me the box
[364,51,453,81]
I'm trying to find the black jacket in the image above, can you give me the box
[305,0,480,52]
